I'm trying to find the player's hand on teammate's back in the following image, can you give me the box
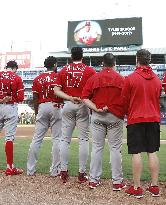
[96,108,104,112]
[5,96,12,102]
[102,106,108,111]
[96,106,108,113]
[0,96,12,104]
[73,97,82,104]
[70,96,82,104]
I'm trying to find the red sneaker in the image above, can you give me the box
[60,171,69,183]
[89,181,101,189]
[78,172,88,183]
[5,168,23,176]
[146,185,160,197]
[125,185,143,199]
[113,182,126,191]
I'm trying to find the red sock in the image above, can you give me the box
[5,141,13,169]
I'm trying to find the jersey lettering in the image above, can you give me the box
[36,73,59,100]
[0,73,13,96]
[66,71,83,88]
[41,85,48,99]
[39,77,50,99]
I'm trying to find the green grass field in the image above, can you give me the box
[72,124,166,140]
[0,137,165,181]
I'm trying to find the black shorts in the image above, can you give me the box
[127,122,160,154]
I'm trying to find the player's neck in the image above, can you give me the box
[73,60,82,64]
[102,66,115,70]
[45,71,52,73]
[44,70,54,74]
[5,68,15,73]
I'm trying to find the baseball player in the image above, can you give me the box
[0,60,24,175]
[82,53,125,190]
[122,49,161,198]
[54,47,96,183]
[27,56,63,176]
[74,21,101,46]
[162,71,166,94]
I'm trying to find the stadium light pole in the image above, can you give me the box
[10,40,14,52]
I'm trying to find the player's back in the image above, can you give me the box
[161,71,166,93]
[33,72,62,103]
[0,70,24,103]
[127,66,161,104]
[82,68,124,119]
[57,62,96,97]
[124,66,162,124]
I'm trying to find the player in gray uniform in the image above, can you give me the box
[82,53,125,190]
[27,56,63,176]
[54,47,96,183]
[0,60,24,175]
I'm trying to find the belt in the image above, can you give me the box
[0,103,15,104]
[53,103,63,108]
[40,101,63,108]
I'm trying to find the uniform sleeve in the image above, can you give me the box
[88,67,96,77]
[32,78,38,93]
[51,73,58,87]
[16,77,24,102]
[54,70,63,88]
[162,72,166,93]
[121,77,131,115]
[82,77,94,99]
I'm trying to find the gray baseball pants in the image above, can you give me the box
[27,102,62,176]
[89,111,124,184]
[60,101,89,173]
[0,104,18,141]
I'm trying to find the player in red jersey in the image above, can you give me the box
[162,71,166,93]
[0,60,24,176]
[54,47,96,183]
[122,49,162,198]
[27,56,63,176]
[82,53,125,190]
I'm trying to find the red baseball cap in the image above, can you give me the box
[85,21,91,26]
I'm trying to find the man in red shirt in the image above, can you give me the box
[82,53,125,190]
[27,56,63,176]
[54,47,96,183]
[122,49,162,198]
[0,60,24,175]
[162,71,166,93]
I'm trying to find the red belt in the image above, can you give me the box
[53,103,63,108]
[0,103,15,105]
[0,102,14,104]
[40,101,63,108]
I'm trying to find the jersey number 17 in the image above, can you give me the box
[66,71,83,88]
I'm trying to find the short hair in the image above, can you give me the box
[103,53,116,67]
[6,60,18,70]
[71,47,83,61]
[136,49,151,65]
[44,56,57,69]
